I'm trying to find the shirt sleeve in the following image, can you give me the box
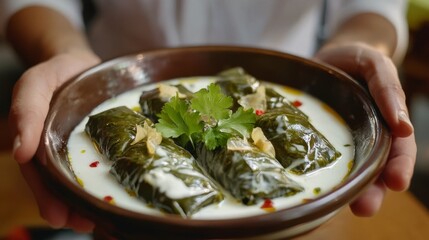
[332,0,409,63]
[0,0,83,37]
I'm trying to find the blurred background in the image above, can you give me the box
[0,0,428,238]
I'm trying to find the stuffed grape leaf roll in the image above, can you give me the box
[85,106,223,217]
[139,84,193,123]
[85,106,147,161]
[216,68,260,111]
[257,106,342,175]
[196,137,303,205]
[215,68,341,175]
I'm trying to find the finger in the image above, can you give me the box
[360,53,413,138]
[315,44,413,138]
[382,134,417,191]
[9,67,57,164]
[349,178,386,217]
[19,161,69,228]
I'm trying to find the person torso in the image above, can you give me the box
[88,0,324,60]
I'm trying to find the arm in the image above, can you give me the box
[323,13,396,57]
[6,6,100,231]
[316,12,416,216]
[6,6,96,66]
[7,6,100,162]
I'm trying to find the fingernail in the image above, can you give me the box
[13,135,21,157]
[398,110,413,129]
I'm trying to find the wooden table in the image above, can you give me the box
[298,191,429,240]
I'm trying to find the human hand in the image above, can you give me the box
[315,42,417,216]
[9,51,101,231]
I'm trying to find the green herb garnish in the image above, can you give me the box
[191,83,233,120]
[156,83,256,150]
[156,94,203,147]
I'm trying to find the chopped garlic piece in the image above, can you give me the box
[227,138,253,151]
[130,121,162,155]
[238,85,267,111]
[130,124,147,145]
[158,84,186,100]
[146,127,162,155]
[252,127,275,158]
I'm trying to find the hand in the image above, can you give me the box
[9,51,101,231]
[315,42,417,216]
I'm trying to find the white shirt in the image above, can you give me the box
[0,0,408,61]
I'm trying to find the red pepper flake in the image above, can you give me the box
[103,195,114,204]
[89,161,100,168]
[292,100,303,107]
[255,109,265,116]
[261,199,276,212]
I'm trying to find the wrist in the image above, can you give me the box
[55,49,101,66]
[36,28,97,64]
[6,6,96,66]
[318,41,379,54]
[322,13,397,59]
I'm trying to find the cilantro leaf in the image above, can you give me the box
[155,83,257,151]
[155,95,203,146]
[217,107,256,139]
[203,127,231,150]
[191,83,233,120]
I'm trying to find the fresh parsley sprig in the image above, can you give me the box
[191,83,233,120]
[155,94,203,147]
[155,83,256,150]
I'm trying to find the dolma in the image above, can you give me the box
[85,106,223,217]
[196,137,303,205]
[139,84,193,123]
[85,106,147,161]
[216,67,260,111]
[216,68,341,174]
[265,87,307,115]
[257,107,342,175]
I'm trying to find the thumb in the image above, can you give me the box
[9,53,101,164]
[9,67,54,163]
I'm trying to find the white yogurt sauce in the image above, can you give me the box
[67,77,354,219]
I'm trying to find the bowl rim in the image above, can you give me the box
[40,45,391,235]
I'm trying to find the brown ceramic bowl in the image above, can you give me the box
[38,46,391,239]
